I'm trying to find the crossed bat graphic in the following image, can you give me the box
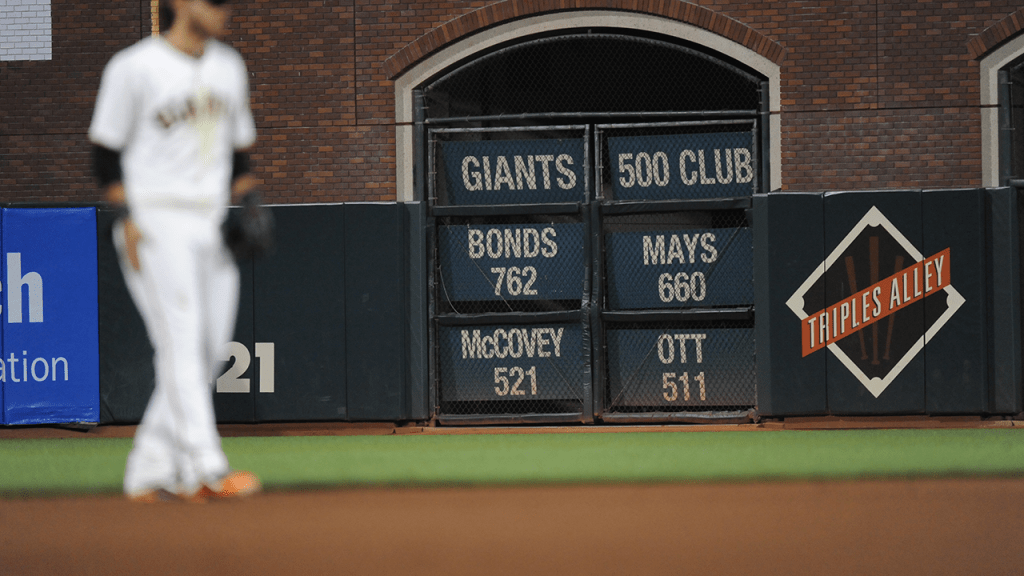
[843,236,902,365]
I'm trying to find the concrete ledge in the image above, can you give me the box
[2,415,1021,439]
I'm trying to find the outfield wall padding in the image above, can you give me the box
[9,192,1024,426]
[97,208,154,424]
[3,208,99,425]
[823,190,926,415]
[753,192,827,417]
[922,189,988,414]
[756,189,1022,418]
[987,187,1024,414]
[344,203,411,421]
[252,204,348,422]
[95,202,428,425]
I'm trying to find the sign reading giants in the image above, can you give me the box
[786,207,965,398]
[441,139,586,205]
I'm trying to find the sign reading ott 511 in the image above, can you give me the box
[606,327,755,407]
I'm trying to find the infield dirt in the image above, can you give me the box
[3,477,1023,575]
[4,419,1023,574]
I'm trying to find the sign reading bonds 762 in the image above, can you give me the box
[438,223,585,303]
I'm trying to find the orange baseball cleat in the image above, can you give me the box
[193,470,262,501]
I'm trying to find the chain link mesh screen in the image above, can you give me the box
[437,321,587,417]
[597,121,758,201]
[423,32,761,118]
[436,213,587,314]
[424,31,767,423]
[1008,59,1024,181]
[602,209,753,310]
[430,127,589,206]
[604,320,755,412]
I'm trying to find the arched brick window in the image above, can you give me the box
[975,17,1024,186]
[390,11,782,201]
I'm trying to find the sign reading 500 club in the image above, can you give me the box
[442,138,586,205]
[607,131,755,200]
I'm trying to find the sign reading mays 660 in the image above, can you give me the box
[605,227,753,309]
[608,132,755,200]
[442,139,586,205]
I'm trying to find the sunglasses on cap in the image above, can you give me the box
[207,0,230,5]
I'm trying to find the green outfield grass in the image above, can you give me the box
[1,428,1023,496]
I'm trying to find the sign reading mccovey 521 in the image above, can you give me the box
[439,323,584,402]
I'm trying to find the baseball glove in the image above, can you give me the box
[224,191,275,260]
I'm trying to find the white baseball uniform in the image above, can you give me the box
[89,35,256,497]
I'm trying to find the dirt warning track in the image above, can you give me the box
[3,477,1022,576]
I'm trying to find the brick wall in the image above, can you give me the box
[702,0,1004,191]
[0,1,146,203]
[1,1,1022,203]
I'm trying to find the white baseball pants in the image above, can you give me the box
[115,209,239,496]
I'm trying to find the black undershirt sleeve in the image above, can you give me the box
[92,144,122,188]
[94,146,250,187]
[232,151,251,181]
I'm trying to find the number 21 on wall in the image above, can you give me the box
[217,342,276,394]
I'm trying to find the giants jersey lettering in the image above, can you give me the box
[89,36,256,218]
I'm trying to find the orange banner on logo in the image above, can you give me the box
[801,248,950,357]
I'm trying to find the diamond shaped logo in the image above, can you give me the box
[785,206,965,398]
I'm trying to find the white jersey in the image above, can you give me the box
[89,36,256,221]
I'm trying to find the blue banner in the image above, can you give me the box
[439,323,584,402]
[442,138,587,205]
[605,227,753,309]
[438,223,585,302]
[607,132,755,200]
[3,208,99,424]
[606,327,754,407]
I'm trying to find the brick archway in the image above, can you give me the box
[384,0,784,80]
[968,9,1024,60]
[389,7,784,200]
[975,11,1024,186]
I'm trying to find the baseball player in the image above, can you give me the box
[90,0,263,502]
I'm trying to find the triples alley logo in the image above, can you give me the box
[785,207,965,398]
